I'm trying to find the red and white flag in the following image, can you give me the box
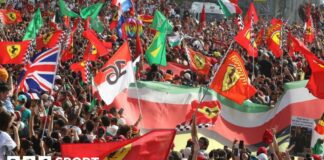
[94,42,135,105]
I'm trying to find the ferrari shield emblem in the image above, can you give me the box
[222,65,240,91]
[7,44,21,59]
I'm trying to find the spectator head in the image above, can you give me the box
[0,67,9,82]
[198,137,209,150]
[25,148,36,156]
[168,151,182,160]
[85,120,95,133]
[257,147,268,156]
[54,118,65,130]
[0,111,12,131]
[0,83,11,101]
[17,94,27,105]
[111,117,118,125]
[62,136,72,144]
[116,125,131,138]
[79,134,91,143]
[101,116,110,127]
[109,107,118,117]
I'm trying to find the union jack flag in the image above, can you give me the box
[18,45,61,98]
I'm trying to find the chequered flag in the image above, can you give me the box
[176,122,213,132]
[237,15,244,30]
[85,61,91,84]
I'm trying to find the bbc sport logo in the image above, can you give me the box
[7,156,100,160]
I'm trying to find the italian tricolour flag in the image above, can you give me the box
[218,0,242,18]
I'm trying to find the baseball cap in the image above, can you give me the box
[17,94,27,103]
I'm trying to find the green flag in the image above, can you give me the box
[151,10,173,34]
[80,3,103,19]
[91,18,104,33]
[23,8,43,40]
[59,0,79,18]
[145,20,173,66]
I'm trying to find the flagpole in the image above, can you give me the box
[193,40,235,116]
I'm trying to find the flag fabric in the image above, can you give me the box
[61,129,175,160]
[0,9,22,24]
[151,10,173,34]
[138,14,153,23]
[304,56,324,99]
[135,27,143,58]
[176,100,221,131]
[83,29,109,56]
[83,43,99,61]
[145,31,167,66]
[112,0,133,12]
[61,30,74,62]
[80,3,103,19]
[255,28,264,46]
[244,2,259,25]
[198,5,206,32]
[18,45,61,96]
[71,61,90,84]
[304,7,315,43]
[36,30,64,51]
[234,19,258,57]
[167,34,181,48]
[209,50,257,104]
[289,36,324,99]
[94,42,135,105]
[266,18,283,58]
[311,117,324,156]
[58,0,79,18]
[185,47,211,75]
[0,40,31,64]
[109,6,123,30]
[218,0,242,18]
[23,8,43,40]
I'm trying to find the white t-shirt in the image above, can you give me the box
[0,131,16,160]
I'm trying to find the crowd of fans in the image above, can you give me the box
[0,0,323,160]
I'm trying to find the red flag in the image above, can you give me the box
[135,27,143,58]
[185,100,221,125]
[0,40,31,64]
[83,29,109,56]
[266,18,283,58]
[84,17,91,30]
[290,35,324,98]
[234,20,258,57]
[83,43,99,61]
[61,32,74,62]
[209,51,257,104]
[304,7,315,43]
[0,9,22,24]
[186,47,211,75]
[70,61,90,83]
[198,5,206,32]
[315,120,324,135]
[61,130,175,160]
[109,6,122,30]
[36,30,64,51]
[255,28,264,46]
[244,2,259,25]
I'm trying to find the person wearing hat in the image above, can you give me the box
[15,94,31,128]
[0,82,14,114]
